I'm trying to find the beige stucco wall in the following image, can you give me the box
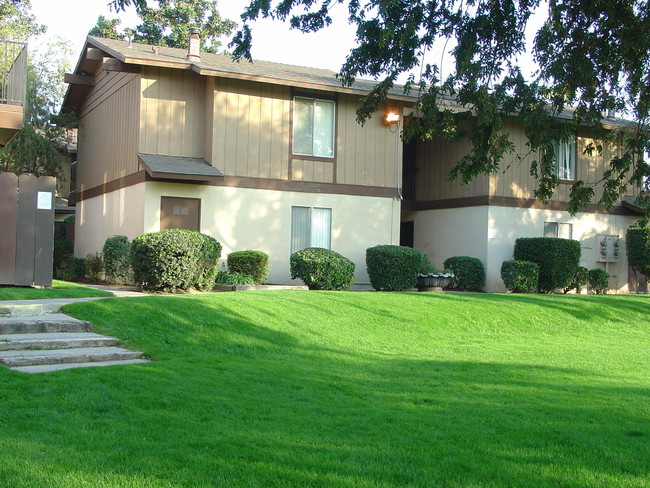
[411,205,638,293]
[75,183,146,258]
[143,182,401,285]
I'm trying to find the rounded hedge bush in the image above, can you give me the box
[443,256,486,291]
[290,247,355,290]
[501,260,539,293]
[130,229,222,292]
[103,235,131,285]
[514,237,581,293]
[227,250,269,285]
[588,268,610,294]
[366,245,425,291]
[564,266,588,294]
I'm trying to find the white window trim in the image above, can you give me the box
[292,96,336,159]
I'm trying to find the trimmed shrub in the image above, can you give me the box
[61,257,86,282]
[215,271,255,286]
[444,256,486,291]
[626,227,650,280]
[85,252,103,282]
[291,247,355,290]
[130,229,222,292]
[564,266,588,294]
[588,268,610,294]
[501,260,539,293]
[514,237,581,293]
[227,250,269,285]
[103,235,131,285]
[366,245,425,291]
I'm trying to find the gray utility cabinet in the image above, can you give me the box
[0,172,55,287]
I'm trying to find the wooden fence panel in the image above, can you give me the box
[0,173,18,285]
[34,176,55,287]
[15,174,38,286]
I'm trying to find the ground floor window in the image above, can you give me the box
[544,221,572,239]
[291,206,332,253]
[160,197,200,231]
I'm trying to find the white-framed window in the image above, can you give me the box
[553,138,576,180]
[291,206,332,253]
[544,221,573,239]
[292,97,335,158]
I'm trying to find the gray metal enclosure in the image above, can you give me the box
[0,173,55,287]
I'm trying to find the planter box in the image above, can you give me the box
[417,274,453,292]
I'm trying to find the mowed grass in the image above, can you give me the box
[0,280,113,300]
[1,291,649,487]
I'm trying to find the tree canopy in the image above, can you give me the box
[0,2,72,179]
[98,0,236,54]
[109,1,650,213]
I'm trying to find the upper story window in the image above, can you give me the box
[553,137,576,181]
[292,97,335,158]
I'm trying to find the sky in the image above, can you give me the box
[29,0,359,74]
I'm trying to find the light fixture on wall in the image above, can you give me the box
[385,112,400,124]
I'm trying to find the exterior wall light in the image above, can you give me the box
[385,112,400,124]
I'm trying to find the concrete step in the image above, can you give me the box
[0,332,118,351]
[0,314,92,334]
[0,346,144,368]
[10,359,150,374]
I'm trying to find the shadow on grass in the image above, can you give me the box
[0,292,648,487]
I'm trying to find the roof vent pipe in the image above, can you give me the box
[186,27,201,62]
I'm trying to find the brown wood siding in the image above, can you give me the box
[140,67,205,158]
[488,119,637,204]
[336,94,400,188]
[77,72,140,191]
[415,135,489,201]
[210,81,398,187]
[212,78,291,180]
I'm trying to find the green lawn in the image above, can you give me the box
[0,280,114,300]
[1,291,648,487]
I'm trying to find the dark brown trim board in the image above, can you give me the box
[415,195,639,216]
[72,172,397,202]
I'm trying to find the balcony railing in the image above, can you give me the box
[0,40,27,106]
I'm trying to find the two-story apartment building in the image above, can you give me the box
[62,35,643,291]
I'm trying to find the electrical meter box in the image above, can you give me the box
[596,234,620,263]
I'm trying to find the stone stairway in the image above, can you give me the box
[0,303,148,374]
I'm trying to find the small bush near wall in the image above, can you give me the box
[514,238,581,293]
[85,252,103,282]
[227,250,269,285]
[626,227,650,281]
[366,245,425,291]
[501,260,539,293]
[290,248,355,290]
[588,268,610,294]
[103,235,132,285]
[443,256,486,291]
[215,271,255,286]
[61,257,86,282]
[131,229,222,292]
[564,266,589,294]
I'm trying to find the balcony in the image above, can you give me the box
[0,40,27,146]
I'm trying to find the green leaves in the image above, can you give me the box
[97,0,237,54]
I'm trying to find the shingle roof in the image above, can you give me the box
[138,153,224,182]
[87,36,416,101]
